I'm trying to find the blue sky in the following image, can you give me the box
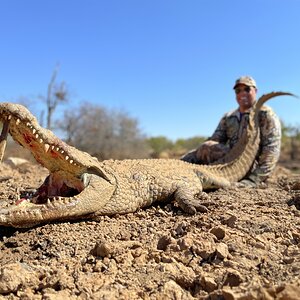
[1,0,300,140]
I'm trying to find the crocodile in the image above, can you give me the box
[0,92,294,227]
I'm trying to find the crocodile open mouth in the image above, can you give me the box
[21,171,89,205]
[15,172,91,211]
[0,103,114,224]
[0,116,89,208]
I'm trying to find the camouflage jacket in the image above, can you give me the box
[209,104,281,182]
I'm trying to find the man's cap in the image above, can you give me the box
[233,76,257,89]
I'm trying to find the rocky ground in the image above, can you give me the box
[0,161,300,299]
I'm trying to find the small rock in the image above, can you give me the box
[161,254,175,263]
[162,261,196,290]
[93,261,108,272]
[157,280,195,300]
[174,222,188,236]
[157,235,176,251]
[131,247,143,258]
[118,230,132,241]
[91,241,114,257]
[222,287,240,300]
[254,241,265,249]
[200,275,218,292]
[216,242,229,259]
[133,252,147,266]
[191,232,218,260]
[210,226,226,240]
[193,239,216,259]
[223,215,237,228]
[223,269,243,287]
[0,263,40,294]
[177,236,193,251]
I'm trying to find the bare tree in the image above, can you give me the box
[57,102,150,160]
[45,65,68,130]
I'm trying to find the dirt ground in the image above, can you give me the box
[0,161,300,299]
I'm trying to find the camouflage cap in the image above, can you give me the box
[233,76,257,89]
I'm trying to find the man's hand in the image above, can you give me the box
[196,141,229,164]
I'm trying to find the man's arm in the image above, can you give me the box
[181,114,229,163]
[208,114,229,143]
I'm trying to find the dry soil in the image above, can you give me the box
[0,162,300,299]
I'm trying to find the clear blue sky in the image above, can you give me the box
[1,0,300,140]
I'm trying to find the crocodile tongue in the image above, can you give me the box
[0,119,10,162]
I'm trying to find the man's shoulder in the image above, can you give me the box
[223,108,239,118]
[221,104,278,120]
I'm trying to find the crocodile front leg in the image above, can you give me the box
[174,183,209,214]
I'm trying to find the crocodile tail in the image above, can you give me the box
[254,91,295,114]
[205,91,296,182]
[250,91,296,131]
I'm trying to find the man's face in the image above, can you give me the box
[235,84,257,112]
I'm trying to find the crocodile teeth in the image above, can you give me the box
[50,198,59,207]
[16,118,20,125]
[32,128,36,134]
[61,198,70,204]
[39,138,43,143]
[46,198,57,208]
[0,119,9,162]
[7,115,12,120]
[65,156,69,161]
[44,144,50,152]
[46,199,54,208]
